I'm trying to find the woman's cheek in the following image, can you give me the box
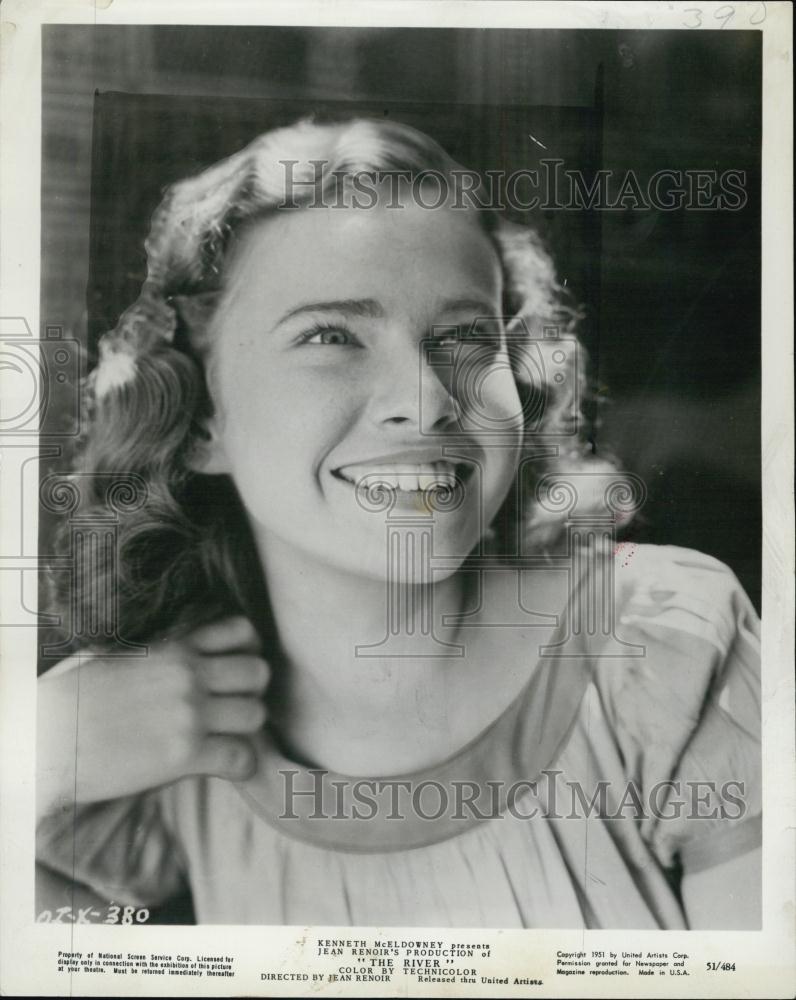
[477,368,525,430]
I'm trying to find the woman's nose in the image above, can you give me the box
[368,340,458,432]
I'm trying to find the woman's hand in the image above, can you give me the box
[36,616,269,821]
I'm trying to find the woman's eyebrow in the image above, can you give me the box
[270,296,497,332]
[274,298,385,325]
[437,297,498,316]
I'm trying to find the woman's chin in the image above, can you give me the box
[328,526,480,587]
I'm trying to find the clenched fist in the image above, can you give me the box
[36,616,269,821]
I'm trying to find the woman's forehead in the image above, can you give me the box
[223,200,502,312]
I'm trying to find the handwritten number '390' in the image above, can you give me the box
[683,3,767,28]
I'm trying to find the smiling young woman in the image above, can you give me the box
[36,116,761,930]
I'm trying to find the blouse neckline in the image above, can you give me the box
[234,564,597,853]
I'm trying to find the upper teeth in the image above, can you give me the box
[338,462,459,491]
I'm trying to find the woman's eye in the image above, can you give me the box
[430,325,471,348]
[302,326,358,346]
[431,332,460,348]
[430,322,501,349]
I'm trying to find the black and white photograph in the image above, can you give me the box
[0,1,793,997]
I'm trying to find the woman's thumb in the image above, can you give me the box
[192,735,257,782]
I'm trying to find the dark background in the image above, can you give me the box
[40,25,762,611]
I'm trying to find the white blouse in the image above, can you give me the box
[37,544,761,927]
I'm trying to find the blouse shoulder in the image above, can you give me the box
[610,543,759,657]
[590,544,761,872]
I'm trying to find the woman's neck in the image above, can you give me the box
[253,530,475,768]
[259,530,467,679]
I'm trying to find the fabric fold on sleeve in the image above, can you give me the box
[592,545,761,874]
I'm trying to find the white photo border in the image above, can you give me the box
[1,2,793,997]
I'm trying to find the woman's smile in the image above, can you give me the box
[330,447,478,492]
[334,461,459,490]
